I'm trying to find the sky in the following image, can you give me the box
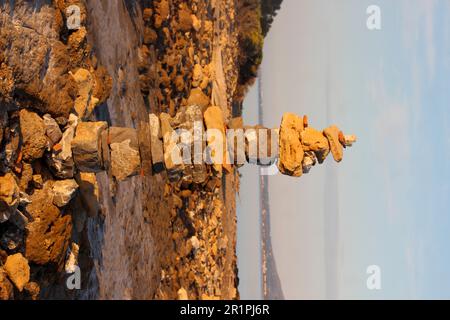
[237,0,450,299]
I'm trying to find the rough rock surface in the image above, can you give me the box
[278,113,304,177]
[19,110,47,162]
[4,253,30,292]
[301,127,330,164]
[52,179,79,208]
[323,125,343,162]
[71,121,107,172]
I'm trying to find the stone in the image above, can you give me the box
[300,127,330,164]
[71,121,108,172]
[4,253,30,292]
[19,163,33,191]
[19,109,47,162]
[160,113,184,181]
[71,68,95,119]
[177,287,188,300]
[52,179,79,207]
[0,173,20,223]
[25,185,72,266]
[204,106,227,177]
[43,114,62,147]
[108,127,139,150]
[323,125,343,162]
[110,140,141,181]
[228,117,243,130]
[0,267,14,300]
[278,113,304,177]
[187,88,210,111]
[343,134,357,147]
[46,114,78,178]
[149,114,164,173]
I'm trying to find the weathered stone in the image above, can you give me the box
[71,68,98,119]
[278,113,304,177]
[204,106,228,176]
[149,114,164,173]
[4,253,30,292]
[46,114,78,179]
[19,109,47,162]
[177,287,188,300]
[71,121,108,172]
[43,114,62,146]
[108,127,139,149]
[160,113,184,181]
[323,125,343,163]
[52,179,79,207]
[0,267,14,300]
[187,88,210,111]
[19,163,33,191]
[301,127,330,164]
[25,184,72,266]
[0,173,20,223]
[343,134,357,147]
[190,236,200,251]
[110,140,141,181]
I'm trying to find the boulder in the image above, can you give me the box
[46,114,78,179]
[71,121,108,172]
[149,114,164,173]
[277,113,304,177]
[323,125,343,162]
[110,140,141,181]
[0,173,20,223]
[4,253,30,292]
[52,179,79,207]
[19,109,47,162]
[300,127,330,163]
[0,267,14,300]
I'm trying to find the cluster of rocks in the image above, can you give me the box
[278,113,356,177]
[0,0,111,299]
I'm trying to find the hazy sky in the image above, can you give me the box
[237,0,450,299]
